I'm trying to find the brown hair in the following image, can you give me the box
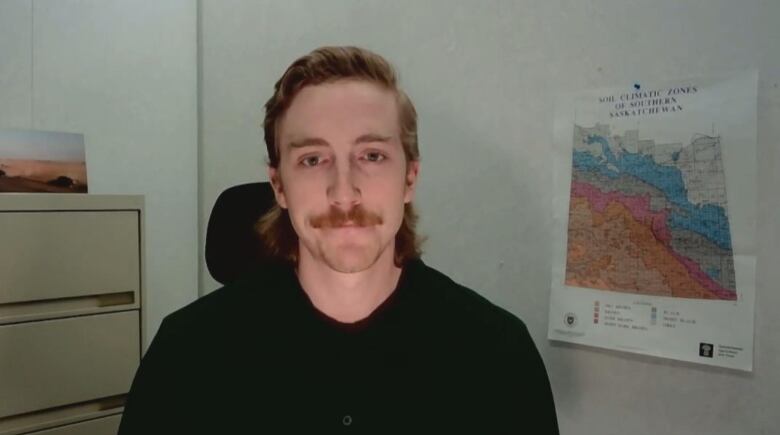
[257,46,425,266]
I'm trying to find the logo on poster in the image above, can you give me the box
[564,312,577,328]
[699,343,714,358]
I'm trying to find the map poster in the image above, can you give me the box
[548,71,757,371]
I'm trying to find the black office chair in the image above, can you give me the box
[205,182,276,286]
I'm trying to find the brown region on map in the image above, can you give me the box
[565,196,721,299]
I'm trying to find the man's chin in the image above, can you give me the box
[323,254,377,274]
[301,236,393,273]
[320,245,384,274]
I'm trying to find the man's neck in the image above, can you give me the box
[296,249,403,323]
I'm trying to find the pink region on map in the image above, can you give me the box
[570,181,671,243]
[570,181,732,298]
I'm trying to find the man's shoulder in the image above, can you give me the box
[413,259,529,340]
[157,262,292,339]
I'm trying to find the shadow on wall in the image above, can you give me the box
[414,104,555,340]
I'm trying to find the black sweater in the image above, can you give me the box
[118,258,559,434]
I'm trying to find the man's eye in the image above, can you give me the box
[363,152,386,163]
[300,156,322,167]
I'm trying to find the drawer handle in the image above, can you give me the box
[0,292,135,325]
[0,394,125,435]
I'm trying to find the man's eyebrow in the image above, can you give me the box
[288,134,393,149]
[354,133,393,145]
[287,137,330,149]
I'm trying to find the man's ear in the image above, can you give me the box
[267,166,288,209]
[403,160,420,204]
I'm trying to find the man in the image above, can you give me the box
[119,46,558,433]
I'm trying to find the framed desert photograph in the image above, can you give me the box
[0,129,88,193]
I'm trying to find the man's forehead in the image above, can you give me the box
[277,82,402,151]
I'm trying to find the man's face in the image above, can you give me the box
[269,80,419,273]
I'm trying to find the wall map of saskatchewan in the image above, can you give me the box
[565,123,737,300]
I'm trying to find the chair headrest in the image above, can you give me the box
[205,182,276,285]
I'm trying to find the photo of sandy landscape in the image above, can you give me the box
[0,129,88,193]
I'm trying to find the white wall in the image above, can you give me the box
[0,0,199,347]
[200,1,780,434]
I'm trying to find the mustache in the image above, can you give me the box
[310,205,383,228]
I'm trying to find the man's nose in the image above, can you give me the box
[327,163,361,208]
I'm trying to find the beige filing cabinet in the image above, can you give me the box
[0,194,144,435]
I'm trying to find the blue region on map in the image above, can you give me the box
[571,134,733,251]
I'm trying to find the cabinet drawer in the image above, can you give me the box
[27,414,122,435]
[0,311,140,419]
[0,211,140,314]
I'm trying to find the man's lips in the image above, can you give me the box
[329,223,370,229]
